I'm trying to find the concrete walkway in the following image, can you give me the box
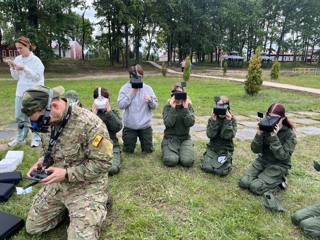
[1,111,320,151]
[147,61,320,95]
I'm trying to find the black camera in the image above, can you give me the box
[314,161,320,172]
[29,168,52,181]
[130,72,143,88]
[213,96,229,116]
[257,112,281,132]
[214,105,228,116]
[174,92,187,100]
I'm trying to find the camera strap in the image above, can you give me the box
[43,105,72,168]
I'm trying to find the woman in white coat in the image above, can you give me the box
[7,36,45,147]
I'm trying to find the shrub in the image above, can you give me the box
[223,61,228,76]
[245,48,263,95]
[161,62,167,77]
[271,60,280,80]
[183,56,191,81]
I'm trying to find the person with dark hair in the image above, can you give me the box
[65,90,82,107]
[161,84,195,167]
[200,96,237,176]
[7,36,45,147]
[117,64,158,153]
[239,103,297,195]
[92,87,122,175]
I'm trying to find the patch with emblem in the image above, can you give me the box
[92,134,103,147]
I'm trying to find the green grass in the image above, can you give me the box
[1,75,320,125]
[273,74,320,89]
[1,75,320,239]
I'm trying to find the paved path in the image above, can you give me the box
[147,61,320,95]
[1,111,320,151]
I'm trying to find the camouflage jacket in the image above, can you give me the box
[206,117,237,154]
[96,108,122,147]
[251,125,297,168]
[163,103,195,140]
[41,103,113,191]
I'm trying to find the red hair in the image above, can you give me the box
[267,103,294,129]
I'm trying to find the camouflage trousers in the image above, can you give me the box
[26,183,109,240]
[109,145,121,175]
[161,137,194,167]
[292,203,320,238]
[122,126,154,153]
[239,160,288,195]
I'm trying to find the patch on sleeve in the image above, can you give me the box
[99,138,114,157]
[92,134,103,147]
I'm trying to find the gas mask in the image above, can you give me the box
[30,89,53,133]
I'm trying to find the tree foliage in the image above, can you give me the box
[271,60,281,80]
[183,56,191,81]
[1,0,320,64]
[245,48,263,96]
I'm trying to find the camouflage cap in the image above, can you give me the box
[21,85,65,116]
[65,90,79,104]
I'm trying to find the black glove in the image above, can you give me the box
[313,161,320,172]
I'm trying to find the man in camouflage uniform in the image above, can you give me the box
[200,96,237,176]
[21,85,112,239]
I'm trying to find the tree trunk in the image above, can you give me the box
[125,25,129,68]
[135,34,140,64]
[167,35,171,64]
[58,39,62,58]
[276,17,287,59]
[81,11,86,60]
[108,22,113,66]
[0,28,3,63]
[28,0,39,55]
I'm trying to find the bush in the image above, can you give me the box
[223,61,228,76]
[245,48,263,95]
[161,62,167,77]
[183,56,191,81]
[271,60,280,80]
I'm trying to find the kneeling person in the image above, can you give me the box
[239,103,297,195]
[161,84,195,167]
[200,96,237,176]
[22,86,112,240]
[92,87,123,175]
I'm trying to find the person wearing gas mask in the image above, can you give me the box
[117,64,158,153]
[239,103,297,195]
[21,85,113,240]
[161,84,195,167]
[200,96,237,176]
[92,87,122,175]
[7,36,45,148]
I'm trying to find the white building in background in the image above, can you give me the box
[52,40,83,59]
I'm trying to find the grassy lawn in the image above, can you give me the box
[1,75,320,239]
[273,74,320,89]
[1,75,320,125]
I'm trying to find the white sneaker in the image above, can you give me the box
[30,139,40,148]
[8,139,23,147]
